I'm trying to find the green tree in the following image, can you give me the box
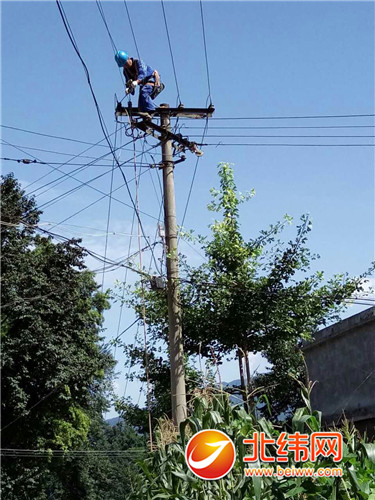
[119,163,371,423]
[1,174,116,498]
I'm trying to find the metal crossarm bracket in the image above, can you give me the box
[115,102,215,119]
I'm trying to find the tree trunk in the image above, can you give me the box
[237,348,248,411]
[244,349,253,413]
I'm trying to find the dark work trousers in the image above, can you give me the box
[138,85,156,112]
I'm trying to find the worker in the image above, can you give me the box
[115,50,164,116]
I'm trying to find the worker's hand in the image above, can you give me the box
[131,80,138,87]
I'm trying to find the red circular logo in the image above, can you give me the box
[185,429,236,480]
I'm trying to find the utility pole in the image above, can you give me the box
[115,101,214,427]
[160,104,187,426]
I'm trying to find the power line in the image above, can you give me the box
[123,1,141,59]
[0,124,154,156]
[1,141,113,161]
[190,134,375,139]
[56,0,159,272]
[41,162,156,220]
[1,124,110,148]
[1,157,150,167]
[9,143,130,210]
[1,448,146,458]
[180,124,375,130]
[1,139,129,203]
[96,0,126,87]
[45,145,163,229]
[27,141,135,198]
[96,0,117,53]
[199,0,212,105]
[17,126,128,194]
[205,142,375,147]
[180,119,209,230]
[210,113,375,121]
[101,121,118,289]
[160,0,182,105]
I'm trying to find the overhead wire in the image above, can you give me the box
[180,124,375,130]
[95,0,127,88]
[47,163,161,230]
[180,118,209,231]
[56,0,159,272]
[1,157,149,167]
[1,141,113,161]
[1,448,147,458]
[189,134,375,139]
[199,0,212,105]
[1,124,114,148]
[210,113,375,121]
[1,139,126,202]
[160,0,182,106]
[0,124,157,156]
[123,1,141,59]
[132,130,153,448]
[30,141,153,206]
[96,0,117,53]
[101,121,118,289]
[2,128,129,196]
[205,142,375,147]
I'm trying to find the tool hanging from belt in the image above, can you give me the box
[125,77,165,99]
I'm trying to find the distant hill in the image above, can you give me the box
[223,379,244,405]
[105,416,124,426]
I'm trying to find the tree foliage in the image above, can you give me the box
[120,162,371,423]
[1,174,144,498]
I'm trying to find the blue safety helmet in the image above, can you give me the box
[115,50,128,67]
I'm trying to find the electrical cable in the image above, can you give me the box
[1,449,147,458]
[180,118,209,230]
[30,141,143,201]
[96,0,117,53]
[123,1,141,59]
[132,132,153,448]
[199,0,212,105]
[56,0,159,273]
[96,0,126,87]
[210,113,375,121]
[1,157,149,167]
[0,124,154,156]
[1,141,113,161]
[17,128,128,194]
[189,134,375,139]
[160,0,182,106]
[101,121,118,289]
[47,164,161,231]
[181,124,375,130]
[1,139,124,202]
[205,142,375,147]
[1,124,113,148]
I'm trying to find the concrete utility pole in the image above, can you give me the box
[160,105,187,426]
[115,102,214,427]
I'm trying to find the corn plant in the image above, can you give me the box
[125,385,375,499]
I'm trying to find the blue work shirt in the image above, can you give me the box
[124,59,156,85]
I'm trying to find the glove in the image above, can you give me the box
[131,80,138,87]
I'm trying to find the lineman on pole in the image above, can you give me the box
[115,50,164,118]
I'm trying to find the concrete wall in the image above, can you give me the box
[303,307,375,432]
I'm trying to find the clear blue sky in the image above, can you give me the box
[1,1,374,418]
